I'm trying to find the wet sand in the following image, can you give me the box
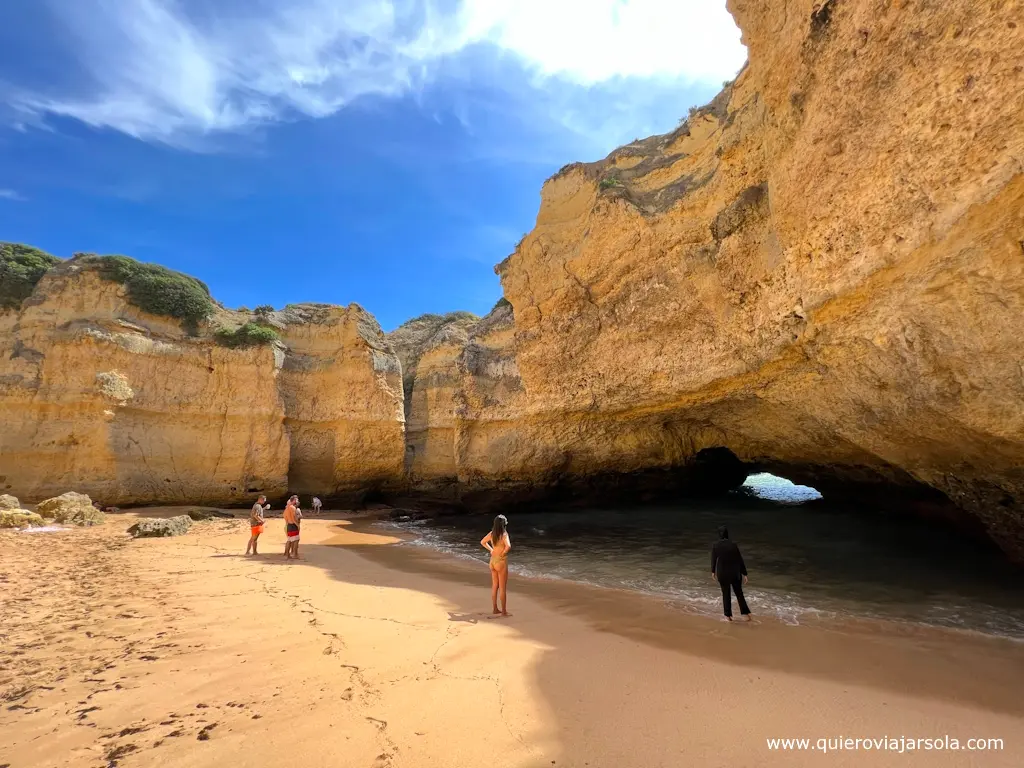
[1,509,1022,767]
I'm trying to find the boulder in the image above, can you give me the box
[0,494,21,510]
[127,515,192,538]
[0,509,45,528]
[36,492,105,526]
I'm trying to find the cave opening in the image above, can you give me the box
[739,472,823,504]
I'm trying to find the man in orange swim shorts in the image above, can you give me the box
[246,495,269,555]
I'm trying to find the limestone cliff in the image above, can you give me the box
[396,0,1024,559]
[389,307,516,497]
[2,0,1022,561]
[0,258,403,506]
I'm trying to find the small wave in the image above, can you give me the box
[18,525,69,534]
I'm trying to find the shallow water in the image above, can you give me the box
[384,476,1024,640]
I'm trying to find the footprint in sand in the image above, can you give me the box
[118,725,149,737]
[105,743,139,761]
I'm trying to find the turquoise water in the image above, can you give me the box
[383,476,1024,640]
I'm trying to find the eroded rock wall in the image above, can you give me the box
[0,260,404,505]
[276,303,405,500]
[399,0,1024,558]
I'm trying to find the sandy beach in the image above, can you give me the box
[2,511,1022,768]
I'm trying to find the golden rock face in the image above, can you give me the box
[1,0,1022,558]
[0,263,404,506]
[393,0,1024,559]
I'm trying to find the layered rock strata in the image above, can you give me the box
[391,0,1024,559]
[0,259,403,506]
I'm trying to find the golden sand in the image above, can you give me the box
[1,510,1021,767]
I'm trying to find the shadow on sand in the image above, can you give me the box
[209,522,1024,724]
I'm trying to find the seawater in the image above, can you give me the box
[382,475,1024,640]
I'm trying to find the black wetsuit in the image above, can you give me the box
[711,539,750,618]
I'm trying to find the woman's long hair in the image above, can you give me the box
[490,514,507,546]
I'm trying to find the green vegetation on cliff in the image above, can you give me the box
[85,254,214,325]
[215,322,279,348]
[0,242,61,310]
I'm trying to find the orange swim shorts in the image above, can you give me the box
[251,524,264,536]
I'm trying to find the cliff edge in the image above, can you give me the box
[0,256,404,506]
[397,0,1024,559]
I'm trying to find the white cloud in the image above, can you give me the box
[8,0,745,146]
[457,0,744,84]
[0,189,27,201]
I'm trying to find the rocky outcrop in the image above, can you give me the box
[0,509,44,528]
[0,494,20,510]
[127,515,192,538]
[275,303,404,503]
[394,0,1024,560]
[0,258,404,506]
[36,492,105,526]
[387,312,483,490]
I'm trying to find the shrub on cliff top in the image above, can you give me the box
[86,254,214,325]
[215,322,279,348]
[0,242,61,310]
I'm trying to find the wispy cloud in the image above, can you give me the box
[0,188,26,201]
[3,0,745,148]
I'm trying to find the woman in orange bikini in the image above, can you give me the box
[480,514,511,616]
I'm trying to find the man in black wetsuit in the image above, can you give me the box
[711,526,751,621]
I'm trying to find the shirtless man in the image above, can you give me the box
[283,496,302,559]
[246,495,270,555]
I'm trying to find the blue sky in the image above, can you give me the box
[0,0,745,330]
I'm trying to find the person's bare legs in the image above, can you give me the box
[490,565,500,614]
[245,534,255,555]
[252,533,260,555]
[497,564,509,615]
